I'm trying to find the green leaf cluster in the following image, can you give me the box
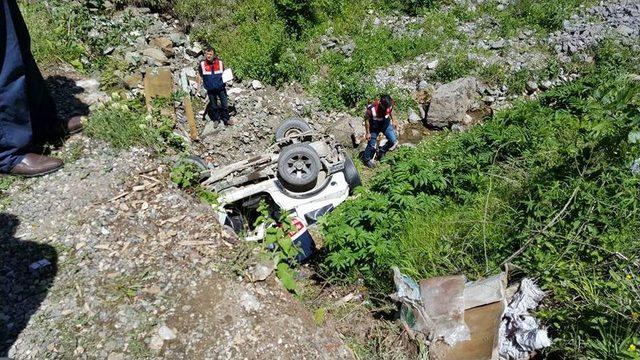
[254,201,303,294]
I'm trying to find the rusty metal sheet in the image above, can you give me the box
[419,276,469,345]
[429,301,505,360]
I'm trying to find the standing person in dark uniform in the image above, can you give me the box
[197,46,234,126]
[0,0,83,177]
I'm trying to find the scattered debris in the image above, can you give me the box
[158,325,177,341]
[240,291,262,312]
[247,260,276,282]
[499,279,551,359]
[28,259,52,276]
[391,268,550,360]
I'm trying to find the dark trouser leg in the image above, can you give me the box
[208,92,220,121]
[25,58,64,143]
[0,0,31,172]
[363,130,380,163]
[218,89,230,124]
[379,120,398,154]
[7,0,62,145]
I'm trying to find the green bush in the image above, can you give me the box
[174,0,221,23]
[320,46,640,357]
[110,0,172,10]
[273,0,318,36]
[20,0,150,70]
[85,95,184,152]
[433,52,477,82]
[184,0,462,108]
[18,1,88,67]
[483,0,594,36]
[170,162,202,188]
[385,0,439,15]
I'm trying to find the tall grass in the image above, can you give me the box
[85,96,184,152]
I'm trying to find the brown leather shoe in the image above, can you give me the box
[225,119,235,126]
[9,154,63,177]
[66,116,84,134]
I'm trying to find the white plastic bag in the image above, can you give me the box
[222,68,234,83]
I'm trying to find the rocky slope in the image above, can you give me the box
[374,0,640,110]
[1,129,351,359]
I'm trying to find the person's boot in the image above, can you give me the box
[9,153,63,177]
[66,115,84,134]
[365,159,377,168]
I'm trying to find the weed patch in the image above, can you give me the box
[85,94,184,153]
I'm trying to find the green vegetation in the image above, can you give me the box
[320,43,640,357]
[254,201,303,294]
[170,159,219,205]
[85,93,184,152]
[170,161,202,188]
[19,0,149,70]
[187,0,464,108]
[18,1,87,67]
[481,0,595,36]
[0,177,16,211]
[178,0,593,108]
[20,0,595,108]
[433,51,478,83]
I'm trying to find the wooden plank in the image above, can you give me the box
[182,95,199,141]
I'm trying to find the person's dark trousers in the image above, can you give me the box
[363,118,398,162]
[0,0,64,173]
[207,88,230,124]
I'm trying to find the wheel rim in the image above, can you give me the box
[287,154,313,179]
[284,128,303,137]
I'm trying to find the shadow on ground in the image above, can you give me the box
[0,213,58,356]
[45,75,91,121]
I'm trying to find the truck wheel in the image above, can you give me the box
[277,144,321,192]
[275,118,311,141]
[343,155,361,193]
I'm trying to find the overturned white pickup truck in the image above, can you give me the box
[186,118,361,260]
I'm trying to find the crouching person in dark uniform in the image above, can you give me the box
[197,46,234,126]
[363,94,398,168]
[0,0,83,177]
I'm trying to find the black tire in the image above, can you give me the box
[277,144,321,192]
[275,118,312,141]
[178,155,209,181]
[343,155,361,193]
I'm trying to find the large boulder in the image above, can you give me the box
[150,36,174,57]
[426,77,478,128]
[325,113,362,148]
[142,48,169,64]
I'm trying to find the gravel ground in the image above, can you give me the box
[0,69,351,359]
